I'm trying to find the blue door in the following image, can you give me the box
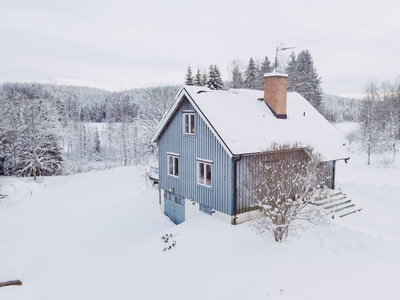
[164,191,185,224]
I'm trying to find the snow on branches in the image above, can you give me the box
[246,143,330,242]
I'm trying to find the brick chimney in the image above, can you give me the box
[263,73,288,119]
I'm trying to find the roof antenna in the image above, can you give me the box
[274,43,296,73]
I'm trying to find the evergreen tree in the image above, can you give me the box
[93,128,102,161]
[260,56,272,75]
[257,56,272,90]
[244,58,258,89]
[286,50,323,109]
[184,65,194,86]
[201,71,207,86]
[194,69,202,86]
[206,64,224,90]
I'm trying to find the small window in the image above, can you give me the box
[183,113,195,134]
[168,154,179,177]
[199,204,213,215]
[198,160,212,187]
[175,196,184,205]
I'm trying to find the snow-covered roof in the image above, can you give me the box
[152,85,350,161]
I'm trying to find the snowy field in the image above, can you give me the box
[0,150,399,299]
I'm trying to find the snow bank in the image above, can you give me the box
[0,177,44,205]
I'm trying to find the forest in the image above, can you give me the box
[0,50,399,179]
[0,82,179,177]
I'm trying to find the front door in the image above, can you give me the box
[164,191,185,224]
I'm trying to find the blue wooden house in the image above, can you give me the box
[151,73,350,224]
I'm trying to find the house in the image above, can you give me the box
[151,73,350,224]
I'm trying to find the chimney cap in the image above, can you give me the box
[263,72,288,78]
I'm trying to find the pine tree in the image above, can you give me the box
[257,56,272,90]
[206,64,224,90]
[286,50,323,109]
[93,128,102,161]
[244,58,258,89]
[184,65,194,86]
[201,71,207,86]
[194,69,202,86]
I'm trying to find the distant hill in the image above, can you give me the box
[321,94,362,122]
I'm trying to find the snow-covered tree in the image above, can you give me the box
[16,131,63,180]
[194,69,202,86]
[206,64,224,90]
[380,80,400,162]
[244,58,258,89]
[93,128,103,161]
[184,65,194,86]
[286,50,323,109]
[137,86,179,161]
[246,143,329,242]
[359,82,383,165]
[229,60,244,89]
[201,71,207,86]
[257,56,272,90]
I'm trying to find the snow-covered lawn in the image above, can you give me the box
[0,156,399,299]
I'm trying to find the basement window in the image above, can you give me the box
[199,204,213,215]
[167,154,179,177]
[183,113,195,134]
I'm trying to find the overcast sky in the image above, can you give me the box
[1,0,399,98]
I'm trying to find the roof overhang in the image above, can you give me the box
[151,86,235,157]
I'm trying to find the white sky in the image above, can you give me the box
[1,0,399,98]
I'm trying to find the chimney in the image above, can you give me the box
[263,73,288,119]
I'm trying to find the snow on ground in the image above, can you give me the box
[1,149,399,299]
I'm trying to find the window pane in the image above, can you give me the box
[184,114,189,133]
[199,162,204,184]
[168,156,173,175]
[174,157,179,176]
[206,164,212,186]
[190,115,195,134]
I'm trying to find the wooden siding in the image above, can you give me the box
[158,96,234,215]
[236,151,335,213]
[322,160,335,189]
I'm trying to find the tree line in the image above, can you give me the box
[358,79,400,165]
[0,83,179,178]
[184,50,323,109]
[0,64,399,180]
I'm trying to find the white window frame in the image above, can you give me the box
[167,153,179,178]
[183,113,195,135]
[197,159,212,187]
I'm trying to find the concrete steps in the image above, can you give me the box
[313,190,362,218]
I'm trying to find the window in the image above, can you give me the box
[198,160,212,187]
[174,196,184,205]
[168,154,179,177]
[199,204,213,215]
[183,113,195,134]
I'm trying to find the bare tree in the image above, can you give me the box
[246,143,329,242]
[359,82,384,165]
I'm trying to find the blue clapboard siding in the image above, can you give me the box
[158,96,234,215]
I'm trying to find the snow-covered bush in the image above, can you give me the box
[246,143,330,242]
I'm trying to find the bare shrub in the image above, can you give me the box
[246,143,330,242]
